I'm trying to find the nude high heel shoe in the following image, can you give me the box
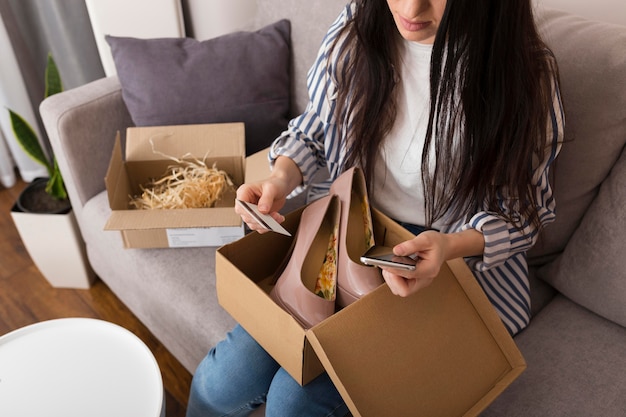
[270,194,341,328]
[330,167,383,308]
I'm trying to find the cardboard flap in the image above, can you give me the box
[216,248,319,384]
[215,208,326,385]
[245,147,272,183]
[307,259,526,417]
[125,123,245,162]
[104,206,241,230]
[105,132,128,208]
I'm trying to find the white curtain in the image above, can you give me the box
[0,128,17,188]
[0,13,47,186]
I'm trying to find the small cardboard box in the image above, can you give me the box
[216,205,526,416]
[104,123,246,248]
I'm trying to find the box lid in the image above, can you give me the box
[306,258,526,417]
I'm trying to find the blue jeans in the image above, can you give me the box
[186,324,349,417]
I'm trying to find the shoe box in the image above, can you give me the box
[104,123,246,248]
[215,149,526,417]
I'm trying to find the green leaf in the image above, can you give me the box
[8,109,52,174]
[44,54,63,98]
[45,159,67,200]
[9,53,67,201]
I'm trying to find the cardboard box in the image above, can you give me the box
[216,205,526,416]
[104,123,246,248]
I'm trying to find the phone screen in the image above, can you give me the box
[360,246,418,271]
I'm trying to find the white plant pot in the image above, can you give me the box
[11,206,95,289]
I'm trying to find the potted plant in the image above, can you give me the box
[10,54,69,213]
[8,53,94,289]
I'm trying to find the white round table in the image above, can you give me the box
[0,318,164,417]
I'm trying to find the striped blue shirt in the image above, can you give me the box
[269,4,564,335]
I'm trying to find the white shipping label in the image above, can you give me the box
[166,226,244,248]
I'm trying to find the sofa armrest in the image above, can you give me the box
[40,76,133,213]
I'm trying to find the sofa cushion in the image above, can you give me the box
[528,9,626,261]
[106,19,291,155]
[482,295,626,417]
[542,149,626,326]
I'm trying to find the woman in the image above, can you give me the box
[187,0,564,416]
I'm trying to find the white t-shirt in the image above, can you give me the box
[371,39,437,227]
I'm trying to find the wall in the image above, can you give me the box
[182,0,257,41]
[535,0,626,26]
[85,0,185,77]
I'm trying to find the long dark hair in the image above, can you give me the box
[334,0,559,230]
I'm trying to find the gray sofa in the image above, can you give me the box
[40,1,625,415]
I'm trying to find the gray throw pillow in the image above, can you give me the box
[106,20,291,155]
[543,150,626,327]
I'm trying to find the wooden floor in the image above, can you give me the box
[0,177,191,416]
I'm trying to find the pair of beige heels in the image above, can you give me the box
[270,167,384,328]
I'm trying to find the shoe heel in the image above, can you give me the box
[330,167,384,308]
[270,195,340,328]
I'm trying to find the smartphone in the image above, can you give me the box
[360,246,418,271]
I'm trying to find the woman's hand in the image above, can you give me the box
[380,229,485,297]
[234,156,303,233]
[235,178,289,233]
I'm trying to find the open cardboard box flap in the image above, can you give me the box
[306,262,525,417]
[125,123,245,162]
